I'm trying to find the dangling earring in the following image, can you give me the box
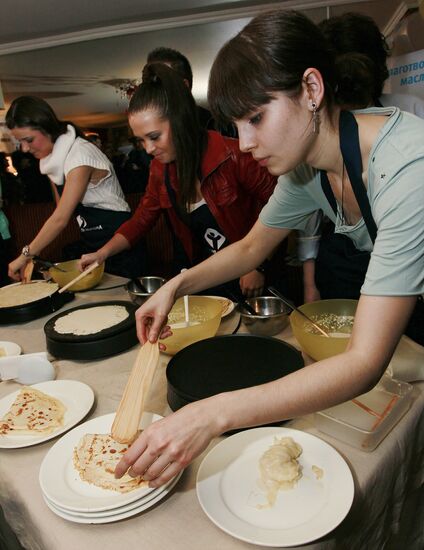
[311,101,320,134]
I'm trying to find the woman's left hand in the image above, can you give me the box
[114,400,220,488]
[239,270,265,297]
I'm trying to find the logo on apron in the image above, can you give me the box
[77,215,88,229]
[204,228,226,253]
[76,215,103,233]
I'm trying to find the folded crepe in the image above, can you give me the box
[73,433,147,493]
[0,386,66,435]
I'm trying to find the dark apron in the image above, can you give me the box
[58,186,148,279]
[315,110,375,300]
[74,203,131,250]
[163,167,247,300]
[316,110,423,344]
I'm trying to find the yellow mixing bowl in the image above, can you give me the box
[49,260,105,291]
[290,299,358,361]
[160,296,222,355]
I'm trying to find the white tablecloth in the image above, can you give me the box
[0,274,423,550]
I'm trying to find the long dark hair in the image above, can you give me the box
[6,96,83,141]
[208,10,337,125]
[128,63,207,210]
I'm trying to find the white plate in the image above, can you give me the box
[0,380,94,449]
[43,468,182,518]
[196,427,354,547]
[203,296,235,318]
[0,341,22,357]
[42,471,182,524]
[39,412,166,512]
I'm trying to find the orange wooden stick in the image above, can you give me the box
[370,395,399,431]
[352,398,382,419]
[22,260,34,284]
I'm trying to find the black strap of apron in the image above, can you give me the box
[320,110,377,244]
[164,166,192,227]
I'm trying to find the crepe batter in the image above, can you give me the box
[0,281,59,308]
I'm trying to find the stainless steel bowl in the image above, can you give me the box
[239,296,291,336]
[126,276,167,306]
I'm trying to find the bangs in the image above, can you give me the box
[208,33,301,125]
[208,41,272,124]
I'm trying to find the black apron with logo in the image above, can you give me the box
[163,167,246,300]
[315,110,423,344]
[74,203,131,250]
[58,186,148,279]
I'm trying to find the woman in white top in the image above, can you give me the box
[5,96,144,280]
[114,10,423,488]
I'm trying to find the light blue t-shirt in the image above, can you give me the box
[260,107,424,296]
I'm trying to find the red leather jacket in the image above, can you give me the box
[117,131,277,262]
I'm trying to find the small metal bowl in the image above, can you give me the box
[239,296,290,336]
[126,276,167,306]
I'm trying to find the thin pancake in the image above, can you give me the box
[73,433,147,493]
[0,281,59,308]
[0,386,66,435]
[54,305,129,336]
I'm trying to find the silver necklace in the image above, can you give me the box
[339,162,346,225]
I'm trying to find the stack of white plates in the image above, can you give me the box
[39,412,182,524]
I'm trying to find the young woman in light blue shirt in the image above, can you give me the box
[114,10,424,488]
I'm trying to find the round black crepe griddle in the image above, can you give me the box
[0,282,74,325]
[44,300,138,360]
[166,334,304,412]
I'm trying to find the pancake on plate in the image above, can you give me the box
[0,281,59,308]
[73,433,147,493]
[0,386,66,435]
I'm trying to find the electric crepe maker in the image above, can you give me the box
[44,300,138,360]
[166,334,304,413]
[0,281,74,325]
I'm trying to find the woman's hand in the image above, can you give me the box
[304,283,321,303]
[8,255,30,281]
[78,251,106,272]
[114,400,221,488]
[302,259,320,303]
[134,282,178,346]
[239,270,265,297]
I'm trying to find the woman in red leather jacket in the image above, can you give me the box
[80,62,277,297]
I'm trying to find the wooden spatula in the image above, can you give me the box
[58,261,99,294]
[22,260,34,284]
[111,341,160,444]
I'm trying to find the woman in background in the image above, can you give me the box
[298,12,424,344]
[79,63,279,299]
[6,96,145,280]
[114,10,423,488]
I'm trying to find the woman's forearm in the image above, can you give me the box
[28,214,69,256]
[203,294,416,435]
[211,347,377,434]
[95,234,131,261]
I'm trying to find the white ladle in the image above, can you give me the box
[181,268,190,327]
[0,352,56,385]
